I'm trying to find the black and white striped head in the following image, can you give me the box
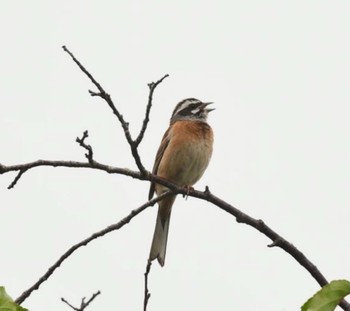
[171,98,214,123]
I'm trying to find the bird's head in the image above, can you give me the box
[171,98,214,123]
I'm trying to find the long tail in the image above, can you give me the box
[149,195,176,266]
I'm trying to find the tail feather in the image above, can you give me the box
[149,195,176,266]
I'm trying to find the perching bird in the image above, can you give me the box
[148,98,214,266]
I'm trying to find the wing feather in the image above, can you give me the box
[148,128,171,199]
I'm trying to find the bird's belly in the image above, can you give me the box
[160,139,212,187]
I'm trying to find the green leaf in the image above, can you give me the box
[0,287,28,311]
[301,280,350,311]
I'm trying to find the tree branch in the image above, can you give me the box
[2,151,349,310]
[143,260,152,311]
[7,168,28,189]
[135,74,169,147]
[15,192,172,305]
[76,130,94,164]
[61,291,101,311]
[0,160,140,189]
[62,46,168,176]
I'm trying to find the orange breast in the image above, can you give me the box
[156,120,213,193]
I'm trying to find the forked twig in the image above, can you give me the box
[76,130,94,164]
[61,290,101,311]
[62,45,168,175]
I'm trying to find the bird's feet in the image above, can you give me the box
[182,185,194,199]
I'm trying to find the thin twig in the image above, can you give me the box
[80,291,101,310]
[62,46,105,94]
[62,45,164,175]
[62,45,135,164]
[135,74,169,146]
[62,45,129,138]
[0,160,183,192]
[76,130,94,164]
[61,291,101,311]
[61,297,78,310]
[1,160,141,189]
[15,192,172,305]
[8,168,27,189]
[143,260,152,311]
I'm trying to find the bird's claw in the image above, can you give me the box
[182,185,194,200]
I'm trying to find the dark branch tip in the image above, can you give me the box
[268,241,277,248]
[7,169,26,189]
[268,237,285,248]
[204,186,211,195]
[89,90,101,97]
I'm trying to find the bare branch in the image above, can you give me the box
[15,192,172,305]
[62,45,162,175]
[79,291,101,310]
[76,130,94,164]
[143,261,152,311]
[3,156,350,309]
[61,291,101,311]
[62,45,137,167]
[186,187,350,310]
[8,168,27,189]
[61,45,132,146]
[62,46,105,94]
[0,160,141,189]
[0,158,188,194]
[61,297,79,311]
[135,74,169,146]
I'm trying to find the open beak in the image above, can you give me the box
[201,102,215,113]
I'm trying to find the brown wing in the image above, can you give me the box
[148,128,171,200]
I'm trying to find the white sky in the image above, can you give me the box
[1,1,349,310]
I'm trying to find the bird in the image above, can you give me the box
[148,98,214,266]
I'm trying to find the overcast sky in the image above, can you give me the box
[1,1,349,311]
